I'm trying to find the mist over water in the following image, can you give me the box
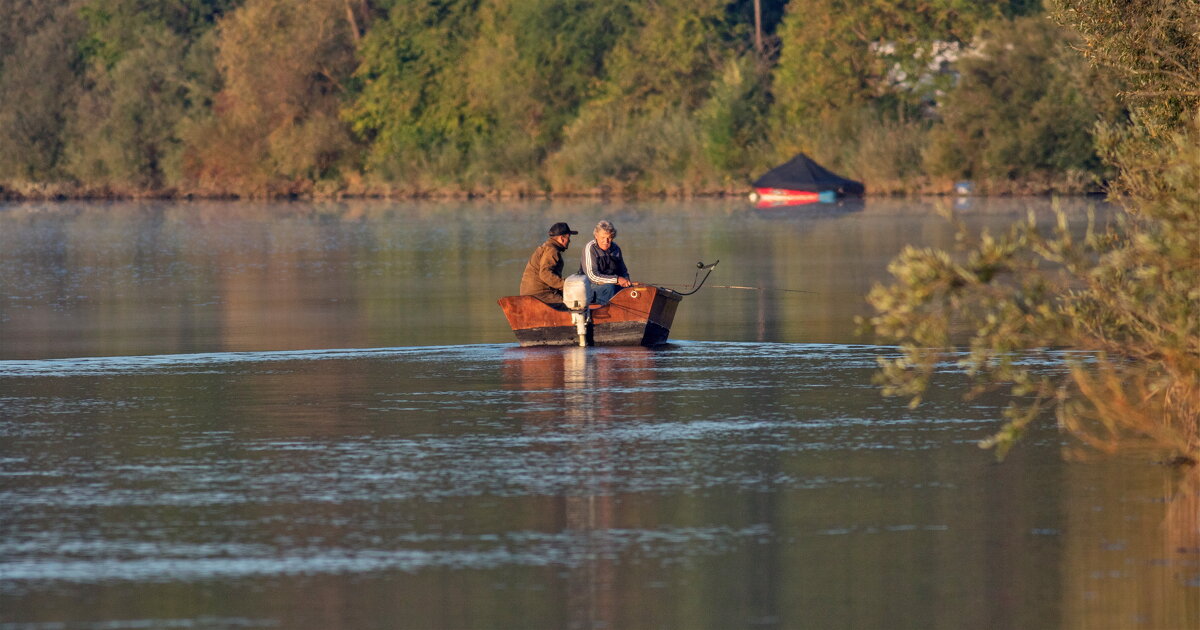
[1,199,1194,629]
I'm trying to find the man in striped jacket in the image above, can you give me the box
[580,220,633,305]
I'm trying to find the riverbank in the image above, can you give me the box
[0,174,1104,202]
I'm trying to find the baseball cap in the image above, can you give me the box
[548,222,578,236]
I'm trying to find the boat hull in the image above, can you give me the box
[498,285,681,347]
[752,188,838,204]
[754,187,821,202]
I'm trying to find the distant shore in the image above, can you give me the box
[0,178,1105,202]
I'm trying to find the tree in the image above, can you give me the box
[865,2,1199,465]
[0,1,74,74]
[345,0,631,189]
[0,2,86,182]
[923,15,1123,187]
[545,0,738,191]
[771,0,1008,138]
[184,0,359,195]
[766,0,1038,187]
[9,0,240,190]
[1050,0,1200,201]
[343,0,483,183]
[457,0,634,186]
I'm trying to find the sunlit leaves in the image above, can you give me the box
[771,0,1004,134]
[868,144,1198,463]
[867,1,1198,465]
[185,0,358,194]
[48,1,241,189]
[345,0,483,180]
[1049,0,1200,130]
[0,0,1187,200]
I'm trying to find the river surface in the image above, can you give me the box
[0,198,1195,629]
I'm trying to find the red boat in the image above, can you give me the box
[753,188,822,203]
[749,153,864,205]
[498,285,682,347]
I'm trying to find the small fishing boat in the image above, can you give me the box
[498,284,682,347]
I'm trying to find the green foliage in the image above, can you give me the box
[547,105,716,193]
[770,0,1001,150]
[1050,0,1198,133]
[346,0,637,187]
[547,0,743,191]
[838,112,928,193]
[869,145,1198,461]
[77,0,239,68]
[67,27,194,188]
[347,0,766,192]
[0,2,86,182]
[597,0,729,113]
[1048,0,1200,199]
[699,56,773,174]
[923,16,1121,186]
[39,0,240,190]
[867,2,1200,463]
[344,0,484,181]
[458,0,635,185]
[0,1,74,75]
[0,0,1163,197]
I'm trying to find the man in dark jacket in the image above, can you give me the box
[519,222,578,304]
[580,219,632,305]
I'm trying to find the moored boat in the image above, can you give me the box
[751,188,837,206]
[748,153,865,206]
[498,284,682,347]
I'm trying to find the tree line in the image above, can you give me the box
[0,0,1126,198]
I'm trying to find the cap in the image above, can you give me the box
[548,222,578,236]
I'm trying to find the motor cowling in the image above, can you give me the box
[563,274,590,312]
[562,274,591,346]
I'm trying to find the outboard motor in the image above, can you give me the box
[562,274,591,346]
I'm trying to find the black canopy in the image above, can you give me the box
[752,153,865,195]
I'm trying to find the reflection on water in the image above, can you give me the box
[1,342,1194,629]
[0,196,1115,358]
[0,199,1195,629]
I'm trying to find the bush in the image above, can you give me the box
[923,16,1121,187]
[545,104,713,194]
[866,3,1200,467]
[0,3,85,182]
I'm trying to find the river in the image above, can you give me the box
[0,198,1195,629]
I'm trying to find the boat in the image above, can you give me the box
[498,284,682,347]
[752,190,836,207]
[748,153,865,205]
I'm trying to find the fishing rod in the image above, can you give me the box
[633,260,719,295]
[675,260,719,296]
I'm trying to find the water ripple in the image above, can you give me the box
[0,525,770,585]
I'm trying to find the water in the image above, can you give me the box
[1,198,1195,629]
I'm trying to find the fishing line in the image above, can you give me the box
[706,285,817,294]
[645,259,817,295]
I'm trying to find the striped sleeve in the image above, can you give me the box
[582,240,618,285]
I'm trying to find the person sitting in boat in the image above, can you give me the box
[580,220,633,305]
[519,222,578,304]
